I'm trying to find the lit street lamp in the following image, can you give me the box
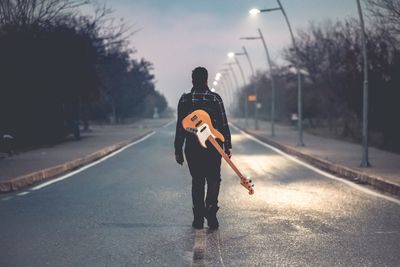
[241,28,277,135]
[249,0,304,145]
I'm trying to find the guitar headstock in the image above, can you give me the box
[240,177,255,195]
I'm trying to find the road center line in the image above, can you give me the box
[192,229,206,262]
[31,131,156,191]
[230,124,400,206]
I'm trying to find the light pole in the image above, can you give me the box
[216,73,232,107]
[228,46,256,128]
[220,69,236,109]
[228,48,255,77]
[250,0,304,145]
[228,52,253,127]
[356,0,370,167]
[227,60,247,126]
[240,28,277,136]
[226,63,240,93]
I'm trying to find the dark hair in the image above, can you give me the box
[192,67,208,86]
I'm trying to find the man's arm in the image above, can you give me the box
[216,95,232,151]
[174,95,186,164]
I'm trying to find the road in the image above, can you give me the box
[1,123,399,266]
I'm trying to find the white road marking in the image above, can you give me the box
[230,124,400,206]
[192,229,206,262]
[16,191,29,196]
[215,230,226,267]
[31,131,156,191]
[162,120,175,128]
[1,196,13,201]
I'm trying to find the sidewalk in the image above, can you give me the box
[232,118,400,197]
[0,118,171,192]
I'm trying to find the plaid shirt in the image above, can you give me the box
[174,87,232,154]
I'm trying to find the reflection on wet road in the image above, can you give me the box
[1,124,399,266]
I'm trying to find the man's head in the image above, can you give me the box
[192,67,208,87]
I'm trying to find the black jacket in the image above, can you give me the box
[174,87,232,155]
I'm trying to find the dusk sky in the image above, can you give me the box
[97,1,360,107]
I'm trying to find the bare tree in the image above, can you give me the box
[0,0,89,26]
[367,0,400,41]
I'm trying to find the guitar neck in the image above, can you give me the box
[207,136,244,179]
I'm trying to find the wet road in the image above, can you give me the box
[1,123,399,266]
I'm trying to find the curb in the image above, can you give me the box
[0,130,153,193]
[233,123,400,197]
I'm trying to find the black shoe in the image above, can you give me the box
[192,208,204,229]
[192,220,204,229]
[206,206,219,229]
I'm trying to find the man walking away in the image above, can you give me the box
[174,66,232,230]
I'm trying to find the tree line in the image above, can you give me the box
[238,0,400,153]
[0,0,167,148]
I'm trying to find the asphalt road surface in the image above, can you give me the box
[1,123,399,266]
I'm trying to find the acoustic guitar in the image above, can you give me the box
[182,109,254,195]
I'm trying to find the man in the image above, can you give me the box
[174,66,232,230]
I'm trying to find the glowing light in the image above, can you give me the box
[216,76,220,81]
[211,88,216,92]
[249,8,261,15]
[227,52,235,58]
[213,81,218,86]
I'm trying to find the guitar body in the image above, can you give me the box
[182,109,255,195]
[182,109,224,148]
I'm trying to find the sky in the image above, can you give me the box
[94,0,360,107]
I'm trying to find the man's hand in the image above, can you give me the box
[225,149,232,159]
[175,153,184,165]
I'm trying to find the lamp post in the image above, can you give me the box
[228,52,253,127]
[249,0,304,145]
[228,46,256,128]
[220,69,236,109]
[240,28,277,135]
[356,0,370,167]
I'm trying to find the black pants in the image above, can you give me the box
[185,142,222,212]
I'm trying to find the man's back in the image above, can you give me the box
[174,88,231,152]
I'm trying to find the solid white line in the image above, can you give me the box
[230,124,400,206]
[162,120,175,128]
[16,191,30,196]
[31,131,156,191]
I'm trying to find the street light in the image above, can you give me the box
[228,48,256,129]
[241,28,277,136]
[249,0,304,146]
[249,8,261,15]
[356,0,370,167]
[228,47,255,77]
